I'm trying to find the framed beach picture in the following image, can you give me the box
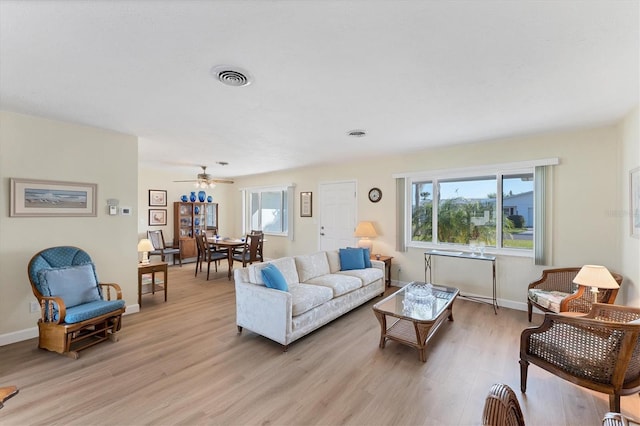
[149,189,167,206]
[631,167,640,238]
[149,209,167,226]
[10,178,97,217]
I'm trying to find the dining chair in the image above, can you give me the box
[147,230,182,266]
[231,234,262,267]
[195,234,227,280]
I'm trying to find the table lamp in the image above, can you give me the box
[137,238,155,265]
[572,264,619,304]
[354,221,377,251]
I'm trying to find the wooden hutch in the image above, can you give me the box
[173,202,218,260]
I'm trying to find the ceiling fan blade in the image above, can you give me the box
[172,179,198,183]
[211,178,234,184]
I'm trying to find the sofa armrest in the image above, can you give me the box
[234,280,293,346]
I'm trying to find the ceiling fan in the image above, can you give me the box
[173,165,234,188]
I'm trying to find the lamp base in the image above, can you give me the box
[357,238,372,251]
[141,252,150,265]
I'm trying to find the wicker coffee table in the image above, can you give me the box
[373,282,459,362]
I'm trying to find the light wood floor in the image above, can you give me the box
[1,265,638,425]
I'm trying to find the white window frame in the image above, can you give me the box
[241,184,295,240]
[396,158,558,257]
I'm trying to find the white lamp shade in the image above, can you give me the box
[354,221,377,238]
[573,265,619,290]
[137,239,155,252]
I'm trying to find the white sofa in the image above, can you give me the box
[234,250,385,349]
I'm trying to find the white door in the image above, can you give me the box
[319,181,357,251]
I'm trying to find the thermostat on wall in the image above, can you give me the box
[120,206,132,216]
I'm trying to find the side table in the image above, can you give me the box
[137,261,168,307]
[372,255,393,288]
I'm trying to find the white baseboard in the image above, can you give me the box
[0,303,140,347]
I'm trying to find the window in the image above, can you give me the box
[243,184,294,238]
[402,159,556,255]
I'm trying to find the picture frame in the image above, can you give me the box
[148,189,167,207]
[149,209,167,226]
[300,191,312,217]
[631,167,640,238]
[10,178,97,217]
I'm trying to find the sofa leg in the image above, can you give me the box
[282,345,288,352]
[237,326,243,334]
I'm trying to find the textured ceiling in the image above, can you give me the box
[1,1,638,179]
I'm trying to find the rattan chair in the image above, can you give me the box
[527,267,623,322]
[603,412,640,426]
[482,383,526,426]
[0,386,18,409]
[520,303,640,412]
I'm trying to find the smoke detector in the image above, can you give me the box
[210,65,252,87]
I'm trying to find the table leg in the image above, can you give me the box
[374,311,387,348]
[227,249,233,280]
[163,265,168,302]
[137,271,142,307]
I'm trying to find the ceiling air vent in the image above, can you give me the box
[347,129,367,137]
[211,65,252,87]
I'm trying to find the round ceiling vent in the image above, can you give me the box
[210,65,252,87]
[347,129,367,137]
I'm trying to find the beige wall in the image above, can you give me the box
[620,106,640,307]
[2,108,637,344]
[0,111,138,344]
[228,123,635,310]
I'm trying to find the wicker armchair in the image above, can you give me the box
[520,303,640,412]
[527,267,623,322]
[482,383,526,426]
[603,412,640,426]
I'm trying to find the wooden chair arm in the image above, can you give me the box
[38,296,66,324]
[99,282,123,301]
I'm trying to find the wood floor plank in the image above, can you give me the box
[0,265,638,425]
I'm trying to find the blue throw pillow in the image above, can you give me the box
[261,264,288,291]
[38,263,101,308]
[339,248,365,270]
[346,247,372,268]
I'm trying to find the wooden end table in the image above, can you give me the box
[137,261,168,307]
[373,282,459,362]
[371,254,393,287]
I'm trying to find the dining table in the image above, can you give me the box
[207,237,246,279]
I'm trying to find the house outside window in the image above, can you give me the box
[409,170,535,252]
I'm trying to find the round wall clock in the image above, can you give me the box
[368,187,382,203]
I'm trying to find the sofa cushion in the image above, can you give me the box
[304,273,362,297]
[528,289,570,313]
[248,257,299,286]
[326,250,341,274]
[289,283,333,316]
[295,252,330,282]
[37,263,102,308]
[337,268,384,287]
[261,264,289,291]
[339,248,365,270]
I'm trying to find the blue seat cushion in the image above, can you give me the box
[58,300,125,324]
[339,248,366,270]
[261,264,288,291]
[38,263,101,308]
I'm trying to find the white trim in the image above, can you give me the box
[392,157,559,180]
[0,326,38,346]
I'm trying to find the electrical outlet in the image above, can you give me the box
[29,301,39,313]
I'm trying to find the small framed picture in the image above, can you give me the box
[300,191,312,217]
[631,167,640,238]
[149,209,167,226]
[149,189,167,207]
